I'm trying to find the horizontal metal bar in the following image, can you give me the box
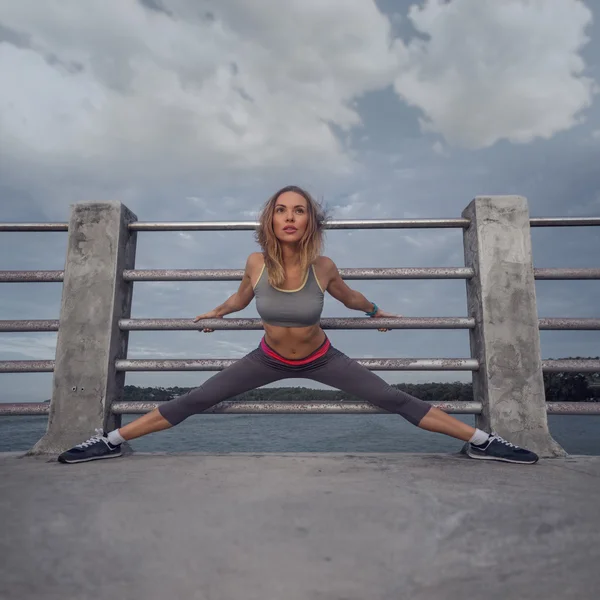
[0,361,54,373]
[120,317,475,331]
[2,217,598,234]
[538,318,600,330]
[113,400,482,414]
[0,223,68,232]
[3,400,599,417]
[117,400,597,415]
[3,267,597,284]
[530,217,600,227]
[0,400,481,416]
[0,271,64,283]
[129,218,472,231]
[0,320,59,332]
[115,358,479,372]
[534,268,600,280]
[0,402,51,415]
[1,317,595,334]
[123,267,475,282]
[545,402,600,415]
[2,359,596,374]
[542,360,600,373]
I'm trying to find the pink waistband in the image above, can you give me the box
[260,337,330,365]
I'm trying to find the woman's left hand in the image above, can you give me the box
[372,309,402,332]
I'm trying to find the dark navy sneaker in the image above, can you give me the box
[58,429,122,464]
[467,432,539,464]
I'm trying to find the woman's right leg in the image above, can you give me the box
[120,348,287,440]
[116,408,173,441]
[58,348,286,463]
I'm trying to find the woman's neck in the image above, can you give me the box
[280,244,301,268]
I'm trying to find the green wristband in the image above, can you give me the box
[365,302,378,317]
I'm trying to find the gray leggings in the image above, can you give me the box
[158,339,433,427]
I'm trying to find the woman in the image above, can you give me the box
[58,186,538,465]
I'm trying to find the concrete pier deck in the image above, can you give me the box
[1,452,599,599]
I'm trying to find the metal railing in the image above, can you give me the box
[2,215,600,233]
[2,210,599,422]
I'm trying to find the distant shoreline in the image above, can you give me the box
[23,376,596,405]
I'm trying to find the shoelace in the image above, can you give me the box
[490,433,518,448]
[75,428,106,449]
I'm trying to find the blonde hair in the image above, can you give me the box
[255,185,327,287]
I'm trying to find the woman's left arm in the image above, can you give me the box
[320,257,400,328]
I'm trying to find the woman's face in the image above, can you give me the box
[272,191,309,243]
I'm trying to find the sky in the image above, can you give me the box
[0,0,599,403]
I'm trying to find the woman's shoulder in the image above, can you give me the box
[247,251,265,266]
[313,256,337,289]
[314,255,336,271]
[246,253,265,288]
[245,252,265,277]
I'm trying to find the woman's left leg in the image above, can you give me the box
[305,346,539,463]
[306,347,475,441]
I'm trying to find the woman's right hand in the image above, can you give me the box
[193,309,221,333]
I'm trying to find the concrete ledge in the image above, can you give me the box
[1,453,599,599]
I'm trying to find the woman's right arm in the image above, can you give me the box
[215,252,258,316]
[194,253,260,329]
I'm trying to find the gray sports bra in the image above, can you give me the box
[253,262,324,327]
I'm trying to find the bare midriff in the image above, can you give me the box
[262,322,327,359]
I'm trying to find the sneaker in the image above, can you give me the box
[466,432,539,464]
[58,428,122,464]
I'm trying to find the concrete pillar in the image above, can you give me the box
[462,196,565,457]
[29,202,137,455]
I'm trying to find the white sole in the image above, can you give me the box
[466,450,538,465]
[59,452,122,464]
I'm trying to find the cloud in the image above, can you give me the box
[0,0,399,193]
[0,334,57,360]
[392,0,596,149]
[1,0,595,215]
[432,141,446,156]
